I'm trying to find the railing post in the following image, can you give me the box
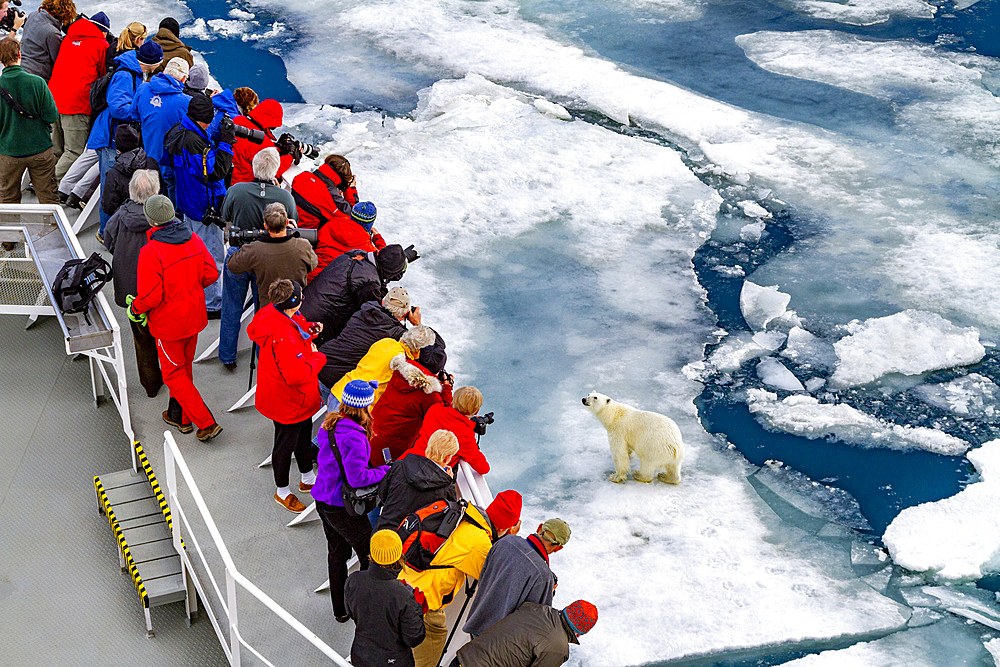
[227,569,240,667]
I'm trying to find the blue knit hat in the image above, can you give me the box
[350,201,377,232]
[137,41,164,65]
[341,380,378,408]
[89,12,111,32]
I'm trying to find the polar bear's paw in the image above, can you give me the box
[609,471,628,484]
[658,471,681,485]
[632,472,653,483]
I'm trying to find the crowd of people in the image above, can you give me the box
[0,5,598,665]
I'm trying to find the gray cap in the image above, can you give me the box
[144,195,175,227]
[540,518,571,546]
[382,286,411,318]
[188,63,210,90]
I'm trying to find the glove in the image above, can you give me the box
[276,133,303,163]
[125,295,148,327]
[218,116,236,145]
[403,244,420,263]
[412,587,429,614]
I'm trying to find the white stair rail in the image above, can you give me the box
[163,432,351,667]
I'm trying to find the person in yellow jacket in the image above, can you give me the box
[331,325,435,406]
[400,490,523,667]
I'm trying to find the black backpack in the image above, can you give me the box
[51,253,112,324]
[90,65,138,119]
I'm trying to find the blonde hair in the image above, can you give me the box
[322,403,373,440]
[425,430,459,465]
[116,22,147,52]
[452,386,482,417]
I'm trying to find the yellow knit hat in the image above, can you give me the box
[370,530,403,566]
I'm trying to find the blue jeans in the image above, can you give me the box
[159,164,176,204]
[97,146,117,234]
[219,245,258,365]
[186,215,224,311]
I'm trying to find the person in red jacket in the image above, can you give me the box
[47,12,110,179]
[402,386,490,475]
[231,98,293,185]
[246,278,327,513]
[128,194,223,441]
[369,354,452,466]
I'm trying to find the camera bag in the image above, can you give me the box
[396,498,496,572]
[51,252,113,325]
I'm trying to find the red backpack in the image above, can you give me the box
[396,499,496,572]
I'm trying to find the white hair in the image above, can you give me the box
[128,169,160,204]
[252,147,281,181]
[400,325,435,352]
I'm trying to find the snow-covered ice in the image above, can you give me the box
[747,390,969,455]
[884,440,1000,581]
[829,310,985,389]
[740,281,795,331]
[912,374,999,418]
[707,331,786,373]
[767,0,935,26]
[756,357,805,391]
[781,326,838,369]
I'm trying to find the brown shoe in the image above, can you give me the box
[162,410,194,434]
[196,423,223,441]
[275,493,306,513]
[298,481,314,494]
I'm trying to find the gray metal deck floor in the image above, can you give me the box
[1,208,353,665]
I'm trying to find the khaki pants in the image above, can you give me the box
[412,607,448,667]
[0,149,59,204]
[53,113,91,181]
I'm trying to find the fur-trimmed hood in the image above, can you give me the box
[389,354,442,394]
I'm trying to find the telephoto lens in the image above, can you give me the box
[299,142,321,160]
[233,124,266,144]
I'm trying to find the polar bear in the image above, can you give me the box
[581,391,684,484]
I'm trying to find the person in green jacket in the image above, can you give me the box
[0,37,59,204]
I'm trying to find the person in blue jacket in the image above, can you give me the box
[163,94,236,315]
[131,57,191,203]
[88,39,163,238]
[208,87,241,144]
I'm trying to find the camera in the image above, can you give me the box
[0,0,24,33]
[233,124,266,144]
[202,206,227,230]
[403,244,419,263]
[471,411,494,436]
[276,132,320,162]
[227,226,318,246]
[437,370,454,385]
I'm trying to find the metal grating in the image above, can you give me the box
[0,230,49,308]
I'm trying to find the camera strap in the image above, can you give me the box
[0,86,40,121]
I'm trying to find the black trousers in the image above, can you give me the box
[130,318,163,397]
[316,500,372,617]
[272,418,315,487]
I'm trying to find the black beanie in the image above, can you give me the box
[114,125,140,153]
[159,17,180,37]
[187,94,215,124]
[275,281,303,312]
[376,245,407,280]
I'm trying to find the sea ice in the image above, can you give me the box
[829,310,985,389]
[756,358,805,392]
[781,326,837,369]
[738,200,771,219]
[986,638,1000,664]
[911,374,999,418]
[764,0,935,25]
[740,282,796,331]
[740,220,766,243]
[707,331,785,373]
[747,390,969,455]
[884,440,1000,581]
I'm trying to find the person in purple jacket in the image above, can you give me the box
[313,379,390,623]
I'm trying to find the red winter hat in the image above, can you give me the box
[485,490,521,532]
[562,600,598,637]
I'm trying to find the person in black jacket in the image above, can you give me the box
[103,168,163,397]
[317,287,418,389]
[376,429,459,531]
[300,244,409,345]
[345,530,426,667]
[102,124,162,217]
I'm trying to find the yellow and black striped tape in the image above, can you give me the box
[94,476,149,608]
[134,442,185,549]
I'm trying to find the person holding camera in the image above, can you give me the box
[368,346,453,467]
[331,325,436,408]
[0,37,59,204]
[317,287,420,397]
[163,93,235,316]
[20,0,75,81]
[375,429,459,532]
[309,200,388,282]
[131,57,191,171]
[245,278,326,514]
[0,0,26,38]
[226,201,317,307]
[127,194,223,442]
[150,17,192,74]
[218,147,299,369]
[231,98,293,185]
[402,386,492,475]
[301,243,416,344]
[313,380,390,621]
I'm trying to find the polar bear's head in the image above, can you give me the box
[581,391,613,413]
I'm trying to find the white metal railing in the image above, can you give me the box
[162,431,351,667]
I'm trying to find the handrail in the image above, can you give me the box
[162,431,352,667]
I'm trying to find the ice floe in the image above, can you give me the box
[829,310,985,389]
[747,389,970,455]
[767,0,935,26]
[912,374,999,418]
[781,326,838,369]
[884,440,1000,581]
[740,281,800,331]
[757,357,805,391]
[707,331,786,373]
